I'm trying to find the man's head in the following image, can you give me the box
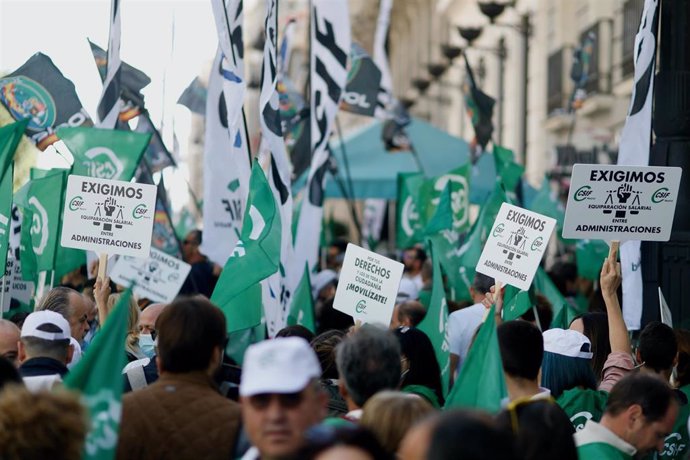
[18,311,73,364]
[138,303,167,335]
[0,320,20,367]
[396,301,426,328]
[36,287,91,341]
[181,229,203,262]
[637,321,678,375]
[240,337,327,459]
[602,373,679,455]
[155,296,226,375]
[469,273,494,304]
[335,325,401,409]
[497,321,543,383]
[326,239,348,271]
[402,247,426,275]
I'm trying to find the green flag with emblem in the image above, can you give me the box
[502,286,535,322]
[444,305,507,412]
[0,120,28,277]
[211,162,281,326]
[396,172,426,248]
[58,127,151,181]
[530,178,565,237]
[65,287,131,460]
[425,182,453,236]
[417,240,451,396]
[287,264,316,333]
[16,171,66,272]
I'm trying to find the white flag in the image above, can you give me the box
[96,0,124,128]
[617,0,658,331]
[202,0,252,266]
[293,0,351,275]
[259,0,297,336]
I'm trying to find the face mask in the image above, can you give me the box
[139,334,156,359]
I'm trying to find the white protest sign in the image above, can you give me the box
[476,203,556,291]
[563,164,682,241]
[1,256,35,313]
[61,175,157,258]
[110,248,191,303]
[333,243,404,326]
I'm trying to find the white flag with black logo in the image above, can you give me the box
[293,0,351,274]
[373,0,394,119]
[617,0,658,331]
[258,0,297,336]
[97,0,124,128]
[202,0,251,266]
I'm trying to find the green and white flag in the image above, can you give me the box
[211,162,281,327]
[0,119,28,276]
[445,305,507,412]
[502,286,535,322]
[493,145,524,196]
[396,172,426,248]
[58,126,150,181]
[65,287,131,460]
[15,171,66,272]
[287,264,315,333]
[417,240,451,396]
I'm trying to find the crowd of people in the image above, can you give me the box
[0,232,688,460]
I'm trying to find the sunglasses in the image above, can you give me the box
[248,391,305,410]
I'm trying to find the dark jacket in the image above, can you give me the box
[116,372,241,460]
[18,357,68,378]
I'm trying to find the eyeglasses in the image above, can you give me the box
[248,391,305,410]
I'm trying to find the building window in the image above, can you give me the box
[622,0,644,79]
[580,22,601,94]
[547,49,564,115]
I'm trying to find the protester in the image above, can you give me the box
[427,409,519,460]
[36,286,92,367]
[495,399,577,460]
[326,238,348,272]
[541,328,597,399]
[556,256,635,429]
[0,386,88,460]
[239,337,327,460]
[361,391,434,455]
[390,300,427,329]
[569,312,611,382]
[393,326,444,407]
[575,373,679,459]
[497,320,550,401]
[138,302,166,335]
[396,277,419,303]
[519,293,553,330]
[122,303,167,392]
[448,272,494,383]
[335,325,401,421]
[311,329,348,416]
[402,246,426,291]
[298,425,392,460]
[313,269,353,334]
[179,229,222,297]
[667,329,690,459]
[116,297,241,460]
[17,311,73,393]
[418,259,433,307]
[0,319,21,367]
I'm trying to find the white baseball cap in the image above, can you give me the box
[240,337,322,397]
[543,328,593,359]
[21,310,71,341]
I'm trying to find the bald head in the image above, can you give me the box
[0,319,21,367]
[139,303,167,335]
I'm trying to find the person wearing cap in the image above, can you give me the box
[0,319,21,367]
[576,373,679,459]
[239,337,328,460]
[447,272,494,386]
[17,310,74,393]
[556,256,635,431]
[116,297,241,460]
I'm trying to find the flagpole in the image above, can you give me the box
[409,143,426,176]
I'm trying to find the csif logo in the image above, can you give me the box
[69,196,85,211]
[356,300,367,314]
[493,223,505,237]
[82,147,124,180]
[0,76,56,131]
[531,236,544,252]
[574,185,593,202]
[652,187,671,204]
[132,204,149,219]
